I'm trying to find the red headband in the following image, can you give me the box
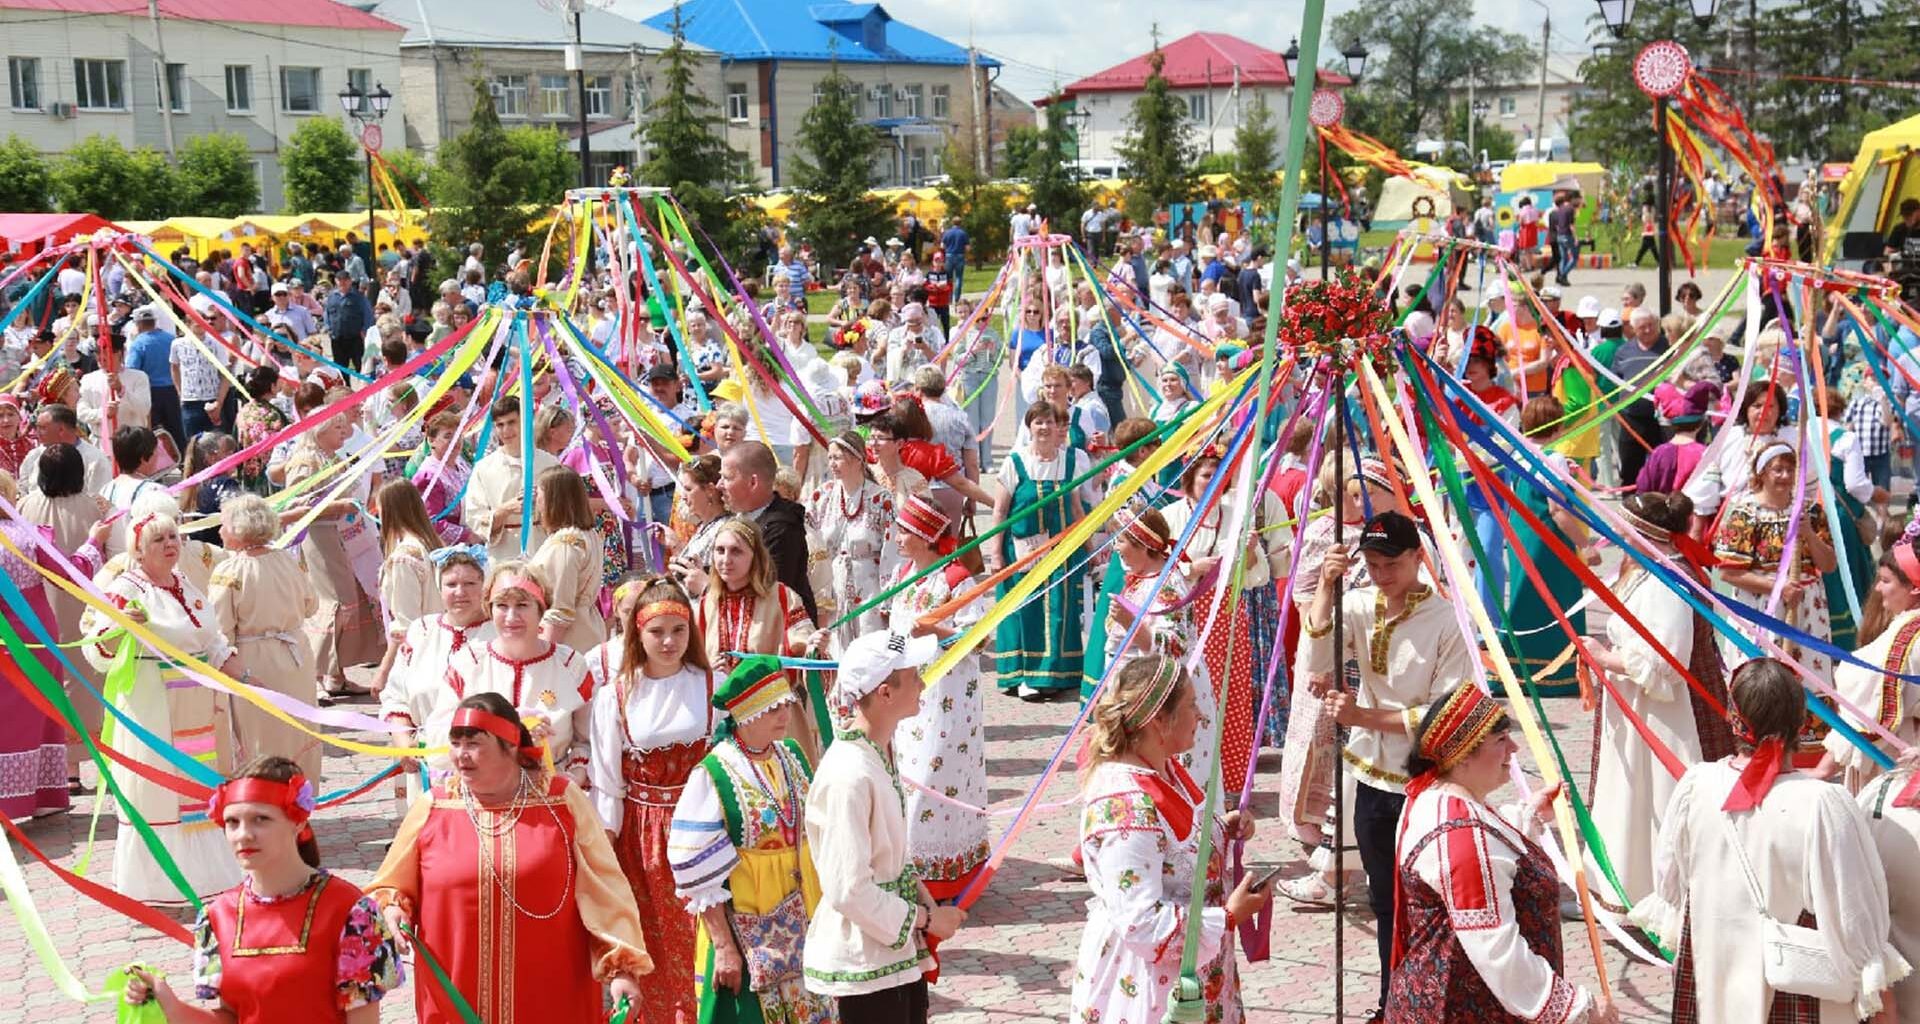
[634,599,692,628]
[1898,544,1920,590]
[1122,514,1170,556]
[451,707,542,760]
[209,775,316,842]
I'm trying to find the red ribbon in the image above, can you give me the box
[1894,770,1920,809]
[0,813,193,945]
[1723,736,1785,811]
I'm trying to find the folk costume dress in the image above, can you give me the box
[531,526,609,654]
[439,641,594,778]
[1630,760,1909,1024]
[376,535,441,652]
[669,737,836,1024]
[693,584,820,759]
[804,478,896,650]
[380,614,498,797]
[887,560,989,899]
[81,566,243,902]
[1825,607,1920,794]
[1386,784,1593,1023]
[1069,760,1241,1024]
[190,871,404,1024]
[590,664,715,1024]
[1500,452,1586,697]
[1858,770,1920,1024]
[993,446,1091,695]
[1586,566,1734,916]
[283,444,384,680]
[369,770,654,1024]
[1275,510,1372,846]
[0,519,78,818]
[208,547,324,783]
[1714,492,1835,743]
[1101,567,1221,794]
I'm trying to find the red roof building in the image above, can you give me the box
[1054,32,1349,97]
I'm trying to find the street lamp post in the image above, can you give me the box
[569,0,592,188]
[339,81,392,273]
[1286,39,1367,281]
[1470,98,1490,170]
[1598,0,1720,317]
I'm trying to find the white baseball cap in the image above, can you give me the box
[834,631,940,709]
[1575,295,1601,319]
[1597,307,1623,329]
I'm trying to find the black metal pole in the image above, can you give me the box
[1320,148,1331,282]
[575,11,592,188]
[1331,365,1347,1021]
[366,150,377,274]
[1656,93,1673,317]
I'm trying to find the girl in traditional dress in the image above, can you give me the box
[668,655,837,1024]
[530,465,609,653]
[0,469,92,818]
[1069,654,1269,1024]
[589,577,714,1024]
[1818,530,1920,793]
[804,433,896,649]
[1857,763,1920,1024]
[583,574,647,689]
[380,550,495,802]
[888,494,989,899]
[372,694,651,1024]
[1632,658,1907,1024]
[1683,382,1789,528]
[19,443,108,788]
[688,518,821,755]
[81,510,246,902]
[368,481,442,698]
[1385,682,1616,1023]
[441,562,595,783]
[1100,509,1215,786]
[123,755,406,1023]
[986,401,1089,701]
[283,408,384,700]
[414,410,474,545]
[209,494,324,784]
[1579,491,1734,916]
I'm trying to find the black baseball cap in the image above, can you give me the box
[1357,511,1420,557]
[644,362,680,383]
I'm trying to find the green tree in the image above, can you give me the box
[429,80,566,265]
[934,139,1012,267]
[788,65,890,275]
[175,132,259,216]
[638,0,752,254]
[52,135,176,220]
[361,148,433,209]
[1446,102,1517,164]
[1114,49,1198,223]
[1024,94,1088,230]
[0,136,52,213]
[282,117,359,212]
[502,126,575,205]
[1331,0,1534,149]
[1747,0,1920,162]
[1001,125,1042,178]
[1229,93,1280,202]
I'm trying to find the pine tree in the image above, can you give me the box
[1115,48,1197,223]
[429,78,543,268]
[638,1,752,254]
[1025,94,1087,231]
[1230,93,1280,205]
[789,65,890,276]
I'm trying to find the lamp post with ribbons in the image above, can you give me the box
[339,81,393,271]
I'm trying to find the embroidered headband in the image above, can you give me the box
[429,544,487,570]
[450,706,542,760]
[1897,541,1920,590]
[1354,457,1396,493]
[1620,506,1671,544]
[35,367,73,405]
[1417,682,1507,775]
[1121,656,1183,731]
[1121,513,1170,556]
[634,599,692,628]
[209,775,317,842]
[897,493,951,544]
[492,572,546,607]
[612,579,645,605]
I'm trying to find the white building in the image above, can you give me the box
[0,0,406,211]
[1450,52,1589,159]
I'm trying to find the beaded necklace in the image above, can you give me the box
[461,769,575,920]
[737,743,801,834]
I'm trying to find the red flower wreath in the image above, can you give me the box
[1277,267,1392,361]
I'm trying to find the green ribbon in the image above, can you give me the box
[105,967,164,1022]
[400,922,486,1024]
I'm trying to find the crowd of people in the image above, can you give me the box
[2,192,1920,1024]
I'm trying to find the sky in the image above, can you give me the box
[610,0,1611,102]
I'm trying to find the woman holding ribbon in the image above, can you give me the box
[1632,658,1907,1023]
[589,576,714,1024]
[1384,682,1616,1023]
[1579,491,1734,916]
[380,549,494,801]
[887,494,990,899]
[440,562,594,782]
[529,466,609,653]
[1819,530,1920,793]
[122,755,405,1024]
[1069,653,1270,1024]
[371,693,651,1024]
[1683,382,1790,530]
[209,494,323,783]
[82,510,246,902]
[283,406,383,701]
[0,468,94,818]
[987,401,1090,702]
[805,432,897,649]
[667,655,837,1024]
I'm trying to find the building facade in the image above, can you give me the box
[644,0,997,188]
[1448,53,1588,162]
[0,0,405,212]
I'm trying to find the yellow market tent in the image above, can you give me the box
[1498,161,1606,195]
[1825,112,1920,263]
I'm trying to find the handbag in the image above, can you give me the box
[1720,813,1857,1003]
[731,866,808,992]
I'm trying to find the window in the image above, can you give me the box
[907,146,927,182]
[73,59,126,110]
[224,64,251,112]
[157,61,186,112]
[346,67,370,112]
[586,74,611,117]
[493,74,527,117]
[871,84,891,118]
[902,83,923,118]
[1186,93,1208,123]
[724,81,748,122]
[279,66,320,112]
[931,83,949,120]
[539,74,569,117]
[1498,95,1517,116]
[7,57,39,110]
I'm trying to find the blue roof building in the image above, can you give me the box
[640,0,999,187]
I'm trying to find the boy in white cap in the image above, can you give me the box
[803,630,966,1023]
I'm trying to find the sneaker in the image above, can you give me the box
[1018,685,1052,702]
[1278,873,1338,906]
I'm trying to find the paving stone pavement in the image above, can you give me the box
[0,655,1675,1022]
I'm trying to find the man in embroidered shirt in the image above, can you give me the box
[1297,509,1472,1019]
[462,394,561,563]
[804,631,965,1023]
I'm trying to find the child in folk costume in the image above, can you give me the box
[1386,684,1617,1023]
[689,518,824,760]
[669,656,839,1024]
[582,574,647,688]
[1818,529,1920,793]
[1070,654,1271,1024]
[123,756,406,1024]
[589,577,715,1024]
[441,561,594,783]
[1100,508,1217,791]
[887,495,989,899]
